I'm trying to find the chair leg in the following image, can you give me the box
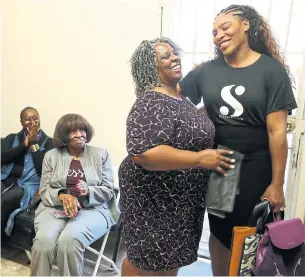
[25,250,31,265]
[86,229,120,277]
[112,223,122,264]
[91,230,109,277]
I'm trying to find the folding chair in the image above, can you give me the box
[83,167,122,276]
[84,228,120,276]
[50,228,120,277]
[54,187,122,276]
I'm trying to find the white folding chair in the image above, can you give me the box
[83,165,121,276]
[64,165,121,276]
[49,230,119,276]
[84,229,120,277]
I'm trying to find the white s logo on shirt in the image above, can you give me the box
[219,85,245,117]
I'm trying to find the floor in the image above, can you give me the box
[1,232,212,276]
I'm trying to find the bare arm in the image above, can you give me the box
[132,145,200,171]
[132,145,234,175]
[261,110,288,211]
[128,94,233,174]
[267,110,288,187]
[261,62,297,210]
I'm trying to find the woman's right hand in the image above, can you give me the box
[198,149,235,176]
[58,194,80,218]
[27,124,39,142]
[24,124,39,147]
[24,135,29,147]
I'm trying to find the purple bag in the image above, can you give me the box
[256,215,305,276]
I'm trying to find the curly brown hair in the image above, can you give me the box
[53,114,94,147]
[215,4,294,86]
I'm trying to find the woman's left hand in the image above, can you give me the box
[75,180,89,196]
[261,183,286,212]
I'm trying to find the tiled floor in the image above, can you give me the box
[1,231,212,276]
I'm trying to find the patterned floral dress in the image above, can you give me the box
[119,91,215,271]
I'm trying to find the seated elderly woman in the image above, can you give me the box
[30,114,118,277]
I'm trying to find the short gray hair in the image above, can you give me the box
[130,37,182,96]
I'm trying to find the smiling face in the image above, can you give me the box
[67,129,87,150]
[154,42,182,86]
[212,12,250,57]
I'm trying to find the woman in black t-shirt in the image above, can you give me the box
[180,4,297,276]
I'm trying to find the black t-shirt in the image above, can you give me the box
[180,54,297,153]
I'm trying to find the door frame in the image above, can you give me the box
[286,54,305,220]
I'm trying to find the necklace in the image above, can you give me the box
[159,83,178,95]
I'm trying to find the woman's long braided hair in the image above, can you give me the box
[215,5,294,85]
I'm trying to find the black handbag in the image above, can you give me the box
[4,197,41,251]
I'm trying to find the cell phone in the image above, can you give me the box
[52,210,71,219]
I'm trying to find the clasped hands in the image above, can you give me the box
[58,180,89,218]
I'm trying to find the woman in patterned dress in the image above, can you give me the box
[118,37,235,276]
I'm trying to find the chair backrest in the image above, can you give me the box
[111,165,119,190]
[111,165,120,203]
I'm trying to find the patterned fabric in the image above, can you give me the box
[119,91,215,271]
[239,234,261,276]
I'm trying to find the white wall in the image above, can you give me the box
[1,0,162,165]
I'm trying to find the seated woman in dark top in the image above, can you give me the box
[119,37,235,276]
[30,114,119,277]
[1,106,54,236]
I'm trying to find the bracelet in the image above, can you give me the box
[30,144,40,152]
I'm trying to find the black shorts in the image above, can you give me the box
[208,150,272,249]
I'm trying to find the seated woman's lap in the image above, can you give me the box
[34,208,109,248]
